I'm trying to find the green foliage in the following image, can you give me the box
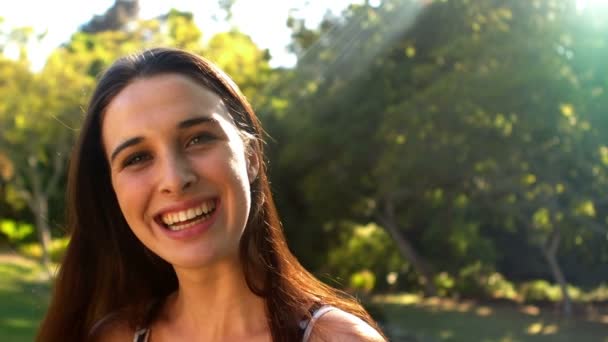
[519,280,582,303]
[325,222,406,290]
[0,220,33,244]
[433,272,455,297]
[431,263,518,300]
[520,280,561,302]
[18,237,69,263]
[349,270,376,294]
[272,0,608,291]
[581,283,608,302]
[204,30,271,104]
[165,9,202,50]
[455,263,517,300]
[484,273,518,300]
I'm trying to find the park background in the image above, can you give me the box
[1,0,608,340]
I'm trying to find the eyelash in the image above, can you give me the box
[123,152,151,167]
[120,132,216,168]
[187,132,216,146]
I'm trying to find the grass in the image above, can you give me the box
[0,252,51,341]
[1,251,607,341]
[373,293,608,342]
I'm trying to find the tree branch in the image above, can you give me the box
[45,144,67,196]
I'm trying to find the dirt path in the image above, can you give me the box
[0,249,44,270]
[0,251,32,262]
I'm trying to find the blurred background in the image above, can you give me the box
[1,0,608,341]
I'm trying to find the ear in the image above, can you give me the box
[247,150,260,183]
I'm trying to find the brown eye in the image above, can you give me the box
[123,152,151,167]
[187,133,216,147]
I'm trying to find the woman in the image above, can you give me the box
[36,48,386,341]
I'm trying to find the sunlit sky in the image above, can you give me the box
[1,0,359,70]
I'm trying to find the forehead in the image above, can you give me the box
[101,73,237,152]
[105,73,228,119]
[102,73,235,129]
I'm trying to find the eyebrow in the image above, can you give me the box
[178,116,218,129]
[109,117,219,162]
[110,137,144,162]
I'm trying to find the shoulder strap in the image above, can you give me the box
[89,312,119,338]
[301,305,337,342]
[132,297,163,342]
[133,327,150,342]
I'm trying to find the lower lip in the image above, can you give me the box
[159,200,220,240]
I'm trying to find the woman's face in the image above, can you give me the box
[102,73,257,269]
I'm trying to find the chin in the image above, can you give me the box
[162,244,240,270]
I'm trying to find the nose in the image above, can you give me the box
[159,151,198,195]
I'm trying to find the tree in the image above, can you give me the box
[81,0,139,33]
[272,0,608,305]
[0,51,89,269]
[0,3,274,272]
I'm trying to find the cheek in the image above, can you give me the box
[206,139,250,180]
[226,146,253,194]
[205,145,252,207]
[111,173,153,222]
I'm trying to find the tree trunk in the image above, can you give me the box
[32,194,52,273]
[377,199,437,296]
[22,149,66,274]
[542,229,572,317]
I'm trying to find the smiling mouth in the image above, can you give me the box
[159,199,217,231]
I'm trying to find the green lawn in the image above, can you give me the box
[374,294,608,342]
[1,253,607,341]
[0,254,50,341]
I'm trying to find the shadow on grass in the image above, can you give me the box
[2,253,607,342]
[375,295,608,342]
[0,260,50,342]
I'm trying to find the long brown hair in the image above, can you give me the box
[36,48,383,342]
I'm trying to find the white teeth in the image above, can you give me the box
[186,208,196,220]
[168,215,205,231]
[160,200,216,226]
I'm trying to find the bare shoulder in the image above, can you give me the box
[89,313,134,342]
[308,308,386,342]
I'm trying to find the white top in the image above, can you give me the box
[301,305,338,342]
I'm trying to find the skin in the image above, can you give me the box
[103,74,258,270]
[98,73,384,341]
[102,74,267,341]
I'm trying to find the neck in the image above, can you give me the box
[159,257,268,340]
